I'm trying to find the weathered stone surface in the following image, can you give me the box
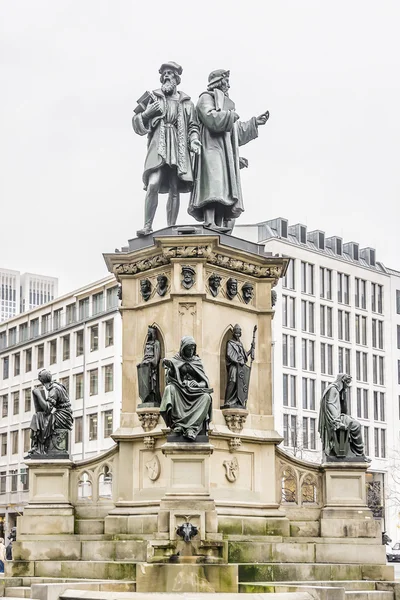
[19,515,75,536]
[13,541,81,562]
[135,563,238,593]
[75,520,104,535]
[219,516,290,537]
[316,543,386,565]
[290,521,320,537]
[320,518,380,539]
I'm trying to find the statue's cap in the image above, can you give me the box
[159,61,183,76]
[242,281,253,290]
[182,265,196,275]
[208,69,230,85]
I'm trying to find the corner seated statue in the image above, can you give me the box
[318,373,370,462]
[160,336,213,441]
[27,369,73,458]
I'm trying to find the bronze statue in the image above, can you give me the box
[160,336,213,441]
[226,277,238,299]
[223,324,257,409]
[140,278,152,301]
[181,265,196,289]
[188,69,269,233]
[241,282,254,304]
[27,369,73,458]
[156,274,168,297]
[137,327,162,406]
[132,62,201,236]
[208,273,222,297]
[318,374,370,461]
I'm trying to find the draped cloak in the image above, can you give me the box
[160,336,212,438]
[318,381,364,457]
[30,382,73,453]
[224,338,248,408]
[132,90,200,194]
[189,89,259,221]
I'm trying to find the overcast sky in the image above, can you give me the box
[1,1,399,294]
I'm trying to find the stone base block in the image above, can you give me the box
[218,515,290,537]
[238,562,394,583]
[104,514,157,535]
[320,508,380,538]
[13,541,81,561]
[75,519,104,535]
[79,540,147,562]
[290,521,320,537]
[18,508,74,535]
[135,562,238,593]
[315,543,387,565]
[228,541,315,563]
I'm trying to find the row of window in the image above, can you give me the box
[284,261,384,313]
[0,364,114,418]
[0,287,118,350]
[1,320,114,380]
[283,297,384,348]
[0,468,28,494]
[0,409,114,456]
[283,374,386,421]
[283,413,386,458]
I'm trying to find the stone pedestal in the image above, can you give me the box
[320,461,380,539]
[18,459,75,536]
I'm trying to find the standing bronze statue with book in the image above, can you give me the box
[223,324,257,409]
[132,61,201,236]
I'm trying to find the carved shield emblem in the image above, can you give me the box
[223,456,239,482]
[145,455,160,481]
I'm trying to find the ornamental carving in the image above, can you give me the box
[137,410,160,432]
[223,456,239,482]
[114,245,283,284]
[229,437,242,452]
[222,409,249,433]
[145,455,160,481]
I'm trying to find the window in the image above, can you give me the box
[302,417,309,449]
[42,313,50,334]
[337,273,350,304]
[2,356,9,380]
[89,369,98,396]
[301,301,314,333]
[0,332,6,350]
[79,297,90,320]
[104,364,114,392]
[30,318,39,338]
[19,323,28,342]
[355,315,367,345]
[374,392,385,422]
[53,308,63,330]
[76,330,84,356]
[302,378,316,410]
[302,339,315,371]
[11,470,18,492]
[283,414,298,448]
[105,319,114,347]
[356,351,368,382]
[24,388,31,412]
[282,334,296,368]
[60,376,70,395]
[398,360,400,385]
[9,328,16,346]
[1,395,8,418]
[12,391,19,415]
[89,413,98,440]
[75,416,83,443]
[320,267,332,300]
[0,472,6,494]
[66,303,76,325]
[381,429,386,458]
[62,335,70,360]
[11,431,18,455]
[49,339,57,364]
[320,343,333,375]
[355,278,367,309]
[21,467,29,491]
[92,292,104,315]
[397,325,400,350]
[75,373,83,399]
[103,410,113,437]
[397,290,400,314]
[301,262,314,294]
[1,433,7,456]
[356,388,369,419]
[372,355,384,385]
[283,259,295,290]
[321,306,333,337]
[25,348,32,373]
[106,286,119,309]
[371,284,383,314]
[283,374,297,407]
[282,295,296,328]
[14,352,20,376]
[37,344,44,369]
[364,426,369,456]
[90,325,99,352]
[374,428,386,458]
[378,321,384,350]
[283,414,289,445]
[338,310,350,341]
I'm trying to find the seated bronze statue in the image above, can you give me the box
[160,336,213,441]
[318,373,370,462]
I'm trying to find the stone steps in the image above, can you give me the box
[238,563,394,583]
[4,588,30,598]
[345,592,394,600]
[239,581,378,592]
[5,562,136,581]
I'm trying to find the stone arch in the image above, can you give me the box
[219,325,234,405]
[98,464,113,499]
[300,473,318,504]
[77,471,93,501]
[281,466,298,504]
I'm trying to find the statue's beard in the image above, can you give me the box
[162,80,177,96]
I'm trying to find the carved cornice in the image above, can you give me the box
[114,244,284,283]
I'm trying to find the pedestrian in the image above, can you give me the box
[5,541,12,561]
[0,537,6,572]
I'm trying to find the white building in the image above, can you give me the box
[237,218,396,537]
[0,268,58,322]
[0,275,121,537]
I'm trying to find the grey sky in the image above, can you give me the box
[1,0,399,294]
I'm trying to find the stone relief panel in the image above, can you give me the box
[205,269,255,306]
[140,450,166,490]
[178,302,197,340]
[138,272,171,303]
[276,448,322,507]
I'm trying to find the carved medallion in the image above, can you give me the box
[145,455,160,481]
[181,265,196,289]
[223,456,239,482]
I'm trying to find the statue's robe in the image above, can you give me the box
[318,383,364,457]
[132,89,200,193]
[30,382,73,454]
[224,338,248,408]
[189,88,259,221]
[160,336,212,438]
